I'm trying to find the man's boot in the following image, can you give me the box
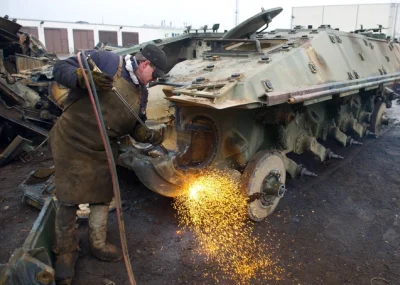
[88,203,123,261]
[53,204,79,285]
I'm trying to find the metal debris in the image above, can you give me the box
[0,16,61,166]
[102,279,116,285]
[0,135,33,166]
[0,197,56,285]
[19,167,56,209]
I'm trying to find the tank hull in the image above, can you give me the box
[119,7,400,220]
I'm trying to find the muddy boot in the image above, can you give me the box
[88,203,123,261]
[53,204,79,285]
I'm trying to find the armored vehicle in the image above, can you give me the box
[120,7,400,221]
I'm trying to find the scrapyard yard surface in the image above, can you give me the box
[0,150,53,263]
[1,105,400,284]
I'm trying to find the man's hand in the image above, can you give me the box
[134,125,166,145]
[76,68,113,91]
[148,127,165,146]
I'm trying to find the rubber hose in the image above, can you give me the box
[77,51,137,285]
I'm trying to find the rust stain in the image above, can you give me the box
[306,47,328,72]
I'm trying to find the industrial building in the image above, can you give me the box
[14,18,184,55]
[291,3,400,39]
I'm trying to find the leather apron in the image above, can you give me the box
[50,57,141,204]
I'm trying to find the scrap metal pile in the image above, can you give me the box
[0,16,61,166]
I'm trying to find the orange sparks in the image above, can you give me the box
[173,169,284,284]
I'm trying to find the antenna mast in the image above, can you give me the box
[235,0,239,26]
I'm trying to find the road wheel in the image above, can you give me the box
[369,102,387,137]
[241,151,286,222]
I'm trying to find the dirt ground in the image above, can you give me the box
[1,105,400,285]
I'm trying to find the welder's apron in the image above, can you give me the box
[50,57,141,204]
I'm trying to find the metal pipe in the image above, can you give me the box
[290,73,400,94]
[267,73,400,106]
[0,81,26,105]
[149,81,186,88]
[206,38,264,42]
[288,76,400,104]
[355,4,360,31]
[393,4,399,39]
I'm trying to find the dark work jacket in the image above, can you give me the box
[52,50,148,117]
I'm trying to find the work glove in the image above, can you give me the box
[134,124,165,146]
[76,68,113,91]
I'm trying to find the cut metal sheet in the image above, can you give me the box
[15,54,48,73]
[0,135,33,166]
[48,81,70,110]
[0,17,21,35]
[0,77,40,107]
[0,197,56,285]
[20,167,56,210]
[0,114,49,137]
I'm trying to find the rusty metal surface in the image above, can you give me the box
[19,167,56,210]
[0,197,56,285]
[0,77,41,107]
[0,17,21,34]
[0,17,60,136]
[0,17,21,46]
[0,96,52,137]
[0,135,33,166]
[48,81,69,110]
[15,54,48,73]
[0,22,59,155]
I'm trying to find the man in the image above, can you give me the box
[50,44,167,285]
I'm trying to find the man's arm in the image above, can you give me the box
[52,50,101,89]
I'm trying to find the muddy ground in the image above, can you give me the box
[1,106,400,285]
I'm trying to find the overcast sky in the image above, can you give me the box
[3,0,398,31]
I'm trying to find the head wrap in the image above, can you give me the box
[124,54,139,85]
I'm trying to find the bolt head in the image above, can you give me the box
[264,80,273,89]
